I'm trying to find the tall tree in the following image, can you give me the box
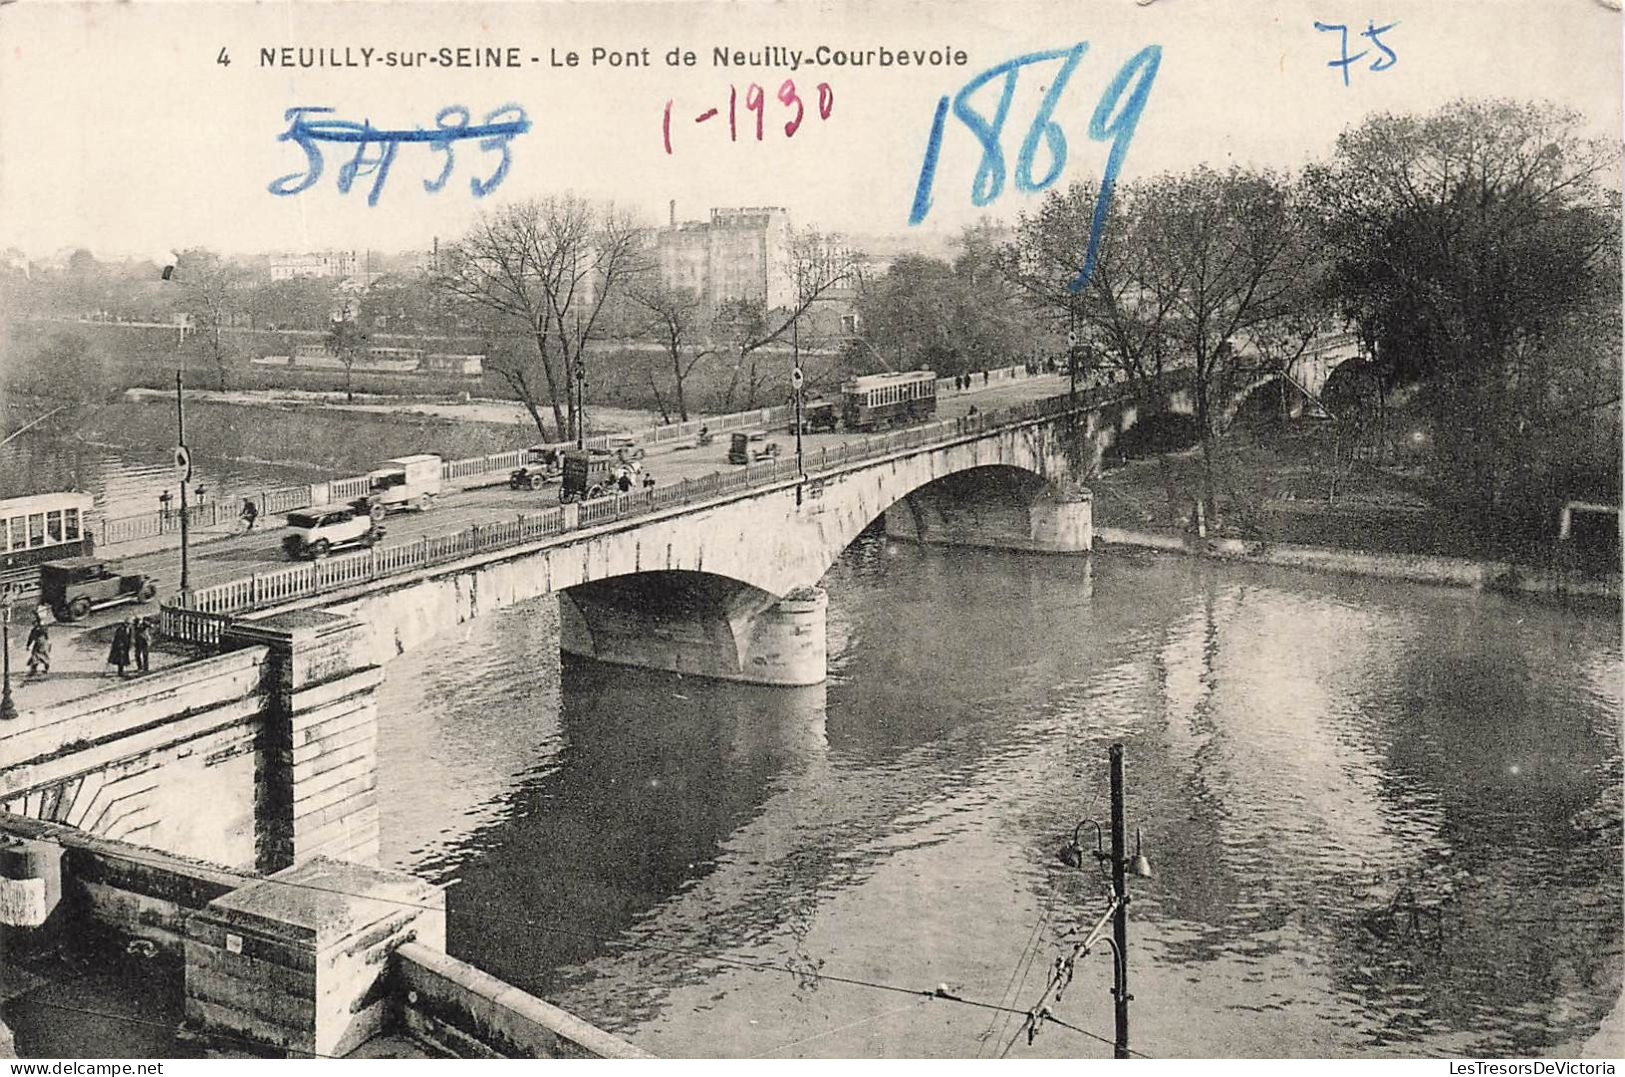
[436,196,648,441]
[1307,98,1620,532]
[629,281,713,422]
[715,229,861,410]
[1135,167,1310,520]
[172,248,250,391]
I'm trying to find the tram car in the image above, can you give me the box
[840,370,938,432]
[1,492,95,586]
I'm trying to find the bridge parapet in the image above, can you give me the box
[167,385,1133,628]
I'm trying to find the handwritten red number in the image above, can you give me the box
[745,83,766,141]
[728,85,737,141]
[663,99,673,154]
[778,79,804,137]
[817,82,834,120]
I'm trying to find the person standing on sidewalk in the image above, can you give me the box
[25,615,50,677]
[132,616,152,674]
[108,618,132,678]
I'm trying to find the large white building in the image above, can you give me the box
[270,250,361,282]
[655,206,794,310]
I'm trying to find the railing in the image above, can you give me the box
[98,374,1057,551]
[166,385,1129,627]
[158,605,234,647]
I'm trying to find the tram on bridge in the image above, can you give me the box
[840,370,938,432]
[0,492,95,586]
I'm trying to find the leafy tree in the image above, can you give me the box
[1307,98,1621,535]
[325,305,367,402]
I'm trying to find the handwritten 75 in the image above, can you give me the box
[908,43,1161,293]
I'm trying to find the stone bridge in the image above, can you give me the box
[0,374,1220,874]
[237,400,1109,687]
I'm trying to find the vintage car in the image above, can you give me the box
[363,454,443,515]
[558,448,618,503]
[729,432,782,465]
[281,506,385,560]
[788,399,839,435]
[509,446,565,490]
[38,557,158,622]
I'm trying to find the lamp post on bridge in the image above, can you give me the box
[1,583,17,721]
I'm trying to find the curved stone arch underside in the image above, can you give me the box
[314,421,1095,682]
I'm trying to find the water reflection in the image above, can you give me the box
[0,432,320,518]
[372,535,1621,1058]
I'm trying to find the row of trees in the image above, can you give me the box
[850,97,1619,540]
[436,195,864,436]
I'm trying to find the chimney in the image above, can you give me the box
[669,200,676,227]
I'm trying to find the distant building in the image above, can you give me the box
[270,251,361,282]
[656,206,794,310]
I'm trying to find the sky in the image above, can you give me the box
[0,0,1619,261]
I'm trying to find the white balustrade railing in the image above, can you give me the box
[160,383,1149,632]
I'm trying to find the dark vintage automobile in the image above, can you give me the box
[558,448,617,503]
[509,446,565,490]
[787,399,838,435]
[39,556,158,622]
[729,432,782,465]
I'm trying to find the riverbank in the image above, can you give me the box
[1088,421,1619,601]
[1095,526,1621,604]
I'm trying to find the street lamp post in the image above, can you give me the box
[1058,743,1152,1059]
[0,585,17,721]
[175,370,192,596]
[574,360,587,449]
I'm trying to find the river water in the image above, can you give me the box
[370,529,1623,1059]
[0,432,323,521]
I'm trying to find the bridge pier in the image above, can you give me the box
[883,470,1093,555]
[223,611,383,874]
[558,576,827,687]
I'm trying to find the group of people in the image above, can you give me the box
[612,467,657,494]
[106,616,153,678]
[10,610,153,686]
[951,371,993,391]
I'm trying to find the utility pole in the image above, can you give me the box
[1109,743,1131,1059]
[175,370,192,595]
[792,312,804,480]
[1,584,16,722]
[574,312,587,449]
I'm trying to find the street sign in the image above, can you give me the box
[791,366,804,390]
[174,445,192,480]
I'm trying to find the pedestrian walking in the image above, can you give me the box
[982,370,989,385]
[108,618,132,679]
[133,616,152,673]
[25,615,50,678]
[642,471,656,491]
[240,498,259,531]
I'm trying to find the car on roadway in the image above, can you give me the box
[281,506,385,560]
[38,556,158,622]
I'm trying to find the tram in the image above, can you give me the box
[840,370,938,432]
[1,491,95,584]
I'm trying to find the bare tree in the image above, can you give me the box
[629,281,714,422]
[715,229,861,410]
[437,196,648,441]
[173,248,250,391]
[1135,167,1310,523]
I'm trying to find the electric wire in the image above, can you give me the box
[7,837,1130,1054]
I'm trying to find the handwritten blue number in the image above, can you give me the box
[1070,45,1160,293]
[269,107,335,196]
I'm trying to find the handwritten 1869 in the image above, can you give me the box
[908,43,1161,293]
